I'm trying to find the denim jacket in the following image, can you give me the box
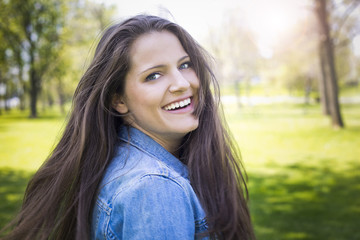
[90,126,209,239]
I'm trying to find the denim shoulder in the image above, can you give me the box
[91,147,208,239]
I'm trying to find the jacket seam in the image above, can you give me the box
[111,173,191,202]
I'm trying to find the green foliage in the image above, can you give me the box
[1,103,360,239]
[0,0,69,117]
[0,0,116,115]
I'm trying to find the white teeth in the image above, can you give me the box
[164,98,191,110]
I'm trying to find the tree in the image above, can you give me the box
[53,0,116,113]
[314,0,360,128]
[0,0,66,118]
[0,0,26,112]
[266,14,320,103]
[205,10,261,106]
[0,0,117,116]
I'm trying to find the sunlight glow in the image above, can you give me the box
[353,35,360,57]
[95,0,308,57]
[241,0,307,58]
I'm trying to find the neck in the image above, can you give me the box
[128,124,183,158]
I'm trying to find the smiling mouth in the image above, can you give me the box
[163,97,191,111]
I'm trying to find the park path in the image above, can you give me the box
[221,95,360,105]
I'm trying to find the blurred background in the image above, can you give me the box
[0,0,359,239]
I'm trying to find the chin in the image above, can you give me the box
[183,122,199,134]
[165,119,199,137]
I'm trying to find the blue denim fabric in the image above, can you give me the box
[90,126,209,239]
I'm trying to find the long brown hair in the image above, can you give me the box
[1,15,255,240]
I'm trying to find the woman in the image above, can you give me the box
[2,15,255,240]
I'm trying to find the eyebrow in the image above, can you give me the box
[138,55,190,75]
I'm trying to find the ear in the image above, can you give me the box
[112,94,129,114]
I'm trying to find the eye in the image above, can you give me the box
[179,61,192,70]
[145,73,161,81]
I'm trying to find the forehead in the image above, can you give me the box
[128,31,187,71]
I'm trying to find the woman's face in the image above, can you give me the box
[114,31,200,153]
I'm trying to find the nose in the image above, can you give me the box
[168,69,190,93]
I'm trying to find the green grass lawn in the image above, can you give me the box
[0,103,359,239]
[0,109,66,171]
[224,103,360,239]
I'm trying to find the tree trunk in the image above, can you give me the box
[17,65,26,111]
[29,73,38,118]
[315,0,344,128]
[4,88,10,111]
[304,77,312,105]
[318,42,330,115]
[324,37,344,128]
[15,47,26,111]
[23,7,39,118]
[57,78,66,114]
[29,51,39,118]
[0,71,2,115]
[19,86,26,111]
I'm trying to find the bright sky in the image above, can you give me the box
[101,0,235,40]
[354,35,360,56]
[240,0,309,58]
[97,0,359,58]
[100,0,308,40]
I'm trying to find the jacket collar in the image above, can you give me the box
[118,125,189,179]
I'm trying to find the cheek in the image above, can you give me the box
[126,87,160,112]
[184,70,200,88]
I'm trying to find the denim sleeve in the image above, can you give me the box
[107,174,196,240]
